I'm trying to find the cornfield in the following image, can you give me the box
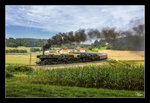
[27,60,144,90]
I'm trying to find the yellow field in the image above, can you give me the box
[99,50,144,60]
[6,53,39,65]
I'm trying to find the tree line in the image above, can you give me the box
[6,49,27,53]
[30,48,41,52]
[6,38,47,47]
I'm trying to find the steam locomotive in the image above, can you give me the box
[36,52,107,65]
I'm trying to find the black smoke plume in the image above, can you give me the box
[87,29,101,38]
[43,29,87,51]
[43,18,145,51]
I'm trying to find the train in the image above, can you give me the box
[36,52,108,65]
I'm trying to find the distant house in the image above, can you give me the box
[67,49,73,52]
[45,50,56,53]
[105,42,109,46]
[45,50,49,53]
[60,50,69,53]
[56,50,59,53]
[79,48,87,52]
[60,49,74,53]
[49,50,56,53]
[76,47,80,49]
[56,49,61,53]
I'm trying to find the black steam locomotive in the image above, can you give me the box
[36,52,107,65]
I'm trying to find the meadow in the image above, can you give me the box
[6,78,144,97]
[5,46,145,97]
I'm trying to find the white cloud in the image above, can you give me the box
[6,5,144,33]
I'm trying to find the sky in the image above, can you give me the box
[6,5,145,39]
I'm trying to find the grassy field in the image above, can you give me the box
[6,53,39,65]
[6,78,144,97]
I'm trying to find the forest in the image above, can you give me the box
[5,38,47,47]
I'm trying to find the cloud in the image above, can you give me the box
[6,5,144,33]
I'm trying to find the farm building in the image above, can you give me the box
[49,50,56,53]
[67,49,73,52]
[45,50,56,53]
[56,49,61,53]
[60,50,69,53]
[105,42,109,46]
[60,49,74,53]
[45,50,49,53]
[79,48,87,52]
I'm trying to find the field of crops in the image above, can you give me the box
[99,50,144,60]
[26,60,144,91]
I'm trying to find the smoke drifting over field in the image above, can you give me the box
[43,18,145,51]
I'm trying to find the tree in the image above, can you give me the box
[92,40,100,47]
[30,48,41,52]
